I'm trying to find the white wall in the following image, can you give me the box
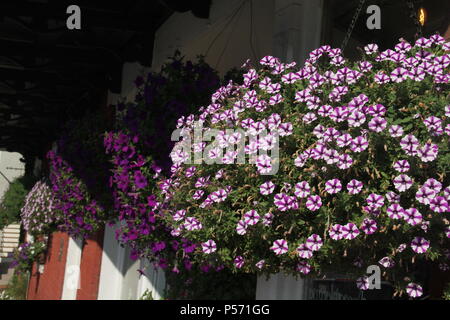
[97,223,128,300]
[98,61,155,300]
[61,237,83,300]
[256,274,309,299]
[152,0,275,75]
[0,151,25,202]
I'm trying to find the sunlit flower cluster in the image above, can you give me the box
[156,34,449,298]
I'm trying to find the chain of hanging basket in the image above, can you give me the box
[341,0,424,52]
[406,0,423,39]
[340,0,366,52]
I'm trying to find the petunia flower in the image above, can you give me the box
[306,195,322,211]
[400,134,419,156]
[262,212,274,226]
[360,218,377,235]
[260,181,276,195]
[325,179,342,194]
[297,243,313,259]
[294,181,311,198]
[192,190,205,200]
[306,234,323,251]
[429,196,449,213]
[356,276,369,290]
[296,261,311,274]
[234,256,245,269]
[271,239,289,255]
[347,179,363,194]
[393,160,410,173]
[393,174,413,192]
[406,283,423,298]
[403,208,422,225]
[244,210,260,226]
[350,136,369,153]
[423,178,442,193]
[236,220,248,235]
[366,193,384,208]
[417,143,438,162]
[255,260,265,269]
[386,203,405,219]
[341,223,360,240]
[329,224,344,240]
[389,125,404,138]
[415,187,436,205]
[201,240,217,254]
[410,237,430,254]
[379,256,395,268]
[173,209,186,221]
[256,154,273,174]
[368,117,387,132]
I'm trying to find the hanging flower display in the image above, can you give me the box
[149,34,450,298]
[20,179,60,236]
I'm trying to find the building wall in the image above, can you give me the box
[76,228,104,300]
[152,0,275,75]
[27,232,69,300]
[0,151,25,201]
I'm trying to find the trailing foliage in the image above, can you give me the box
[0,272,29,300]
[0,175,34,229]
[9,241,46,274]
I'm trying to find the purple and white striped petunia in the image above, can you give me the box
[393,160,410,173]
[173,209,186,221]
[306,234,323,251]
[255,260,265,269]
[256,154,273,174]
[329,224,344,240]
[379,256,395,268]
[260,181,276,195]
[400,134,419,156]
[351,136,369,153]
[184,217,203,231]
[234,256,245,269]
[347,179,363,194]
[325,179,342,194]
[386,191,400,203]
[294,181,311,198]
[296,261,311,274]
[297,243,313,259]
[341,223,360,240]
[393,174,413,192]
[192,190,205,200]
[387,203,405,219]
[244,210,260,226]
[271,239,289,255]
[415,187,436,205]
[366,193,384,208]
[410,237,430,254]
[406,283,423,298]
[423,178,442,193]
[356,276,369,290]
[368,117,387,132]
[429,196,449,213]
[201,240,217,254]
[389,125,404,138]
[360,218,378,235]
[306,195,322,211]
[403,208,422,225]
[262,212,274,226]
[236,220,248,235]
